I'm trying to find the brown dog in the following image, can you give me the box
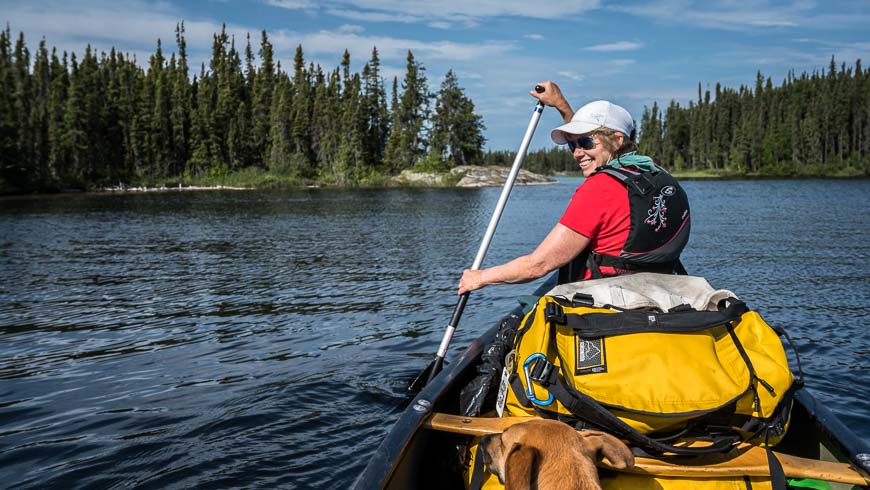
[479,419,634,490]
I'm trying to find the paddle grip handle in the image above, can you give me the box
[450,292,471,328]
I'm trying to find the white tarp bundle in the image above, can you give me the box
[545,273,737,312]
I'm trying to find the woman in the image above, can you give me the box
[458,81,690,295]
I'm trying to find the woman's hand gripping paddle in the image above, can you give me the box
[408,86,547,392]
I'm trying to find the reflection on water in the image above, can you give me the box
[0,179,868,488]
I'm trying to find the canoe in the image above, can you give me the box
[353,272,870,490]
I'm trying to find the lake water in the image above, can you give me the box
[0,178,867,488]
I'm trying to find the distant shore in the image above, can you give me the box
[100,183,250,192]
[2,164,867,197]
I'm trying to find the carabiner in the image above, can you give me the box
[523,353,554,406]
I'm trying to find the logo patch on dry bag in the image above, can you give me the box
[575,337,606,374]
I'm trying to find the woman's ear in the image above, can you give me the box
[504,443,539,490]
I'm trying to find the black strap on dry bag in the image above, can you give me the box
[526,355,740,456]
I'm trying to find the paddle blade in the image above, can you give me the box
[408,356,446,392]
[408,361,434,392]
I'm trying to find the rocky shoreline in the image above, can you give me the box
[90,166,556,193]
[99,183,248,192]
[393,165,556,188]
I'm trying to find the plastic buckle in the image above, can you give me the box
[527,355,555,385]
[544,302,567,324]
[571,293,595,307]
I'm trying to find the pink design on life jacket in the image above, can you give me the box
[645,194,667,231]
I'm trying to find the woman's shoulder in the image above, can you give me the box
[575,171,628,197]
[584,170,630,187]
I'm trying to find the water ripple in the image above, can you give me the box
[0,181,867,488]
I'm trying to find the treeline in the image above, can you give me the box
[0,23,485,191]
[482,147,576,175]
[489,58,870,177]
[638,57,869,176]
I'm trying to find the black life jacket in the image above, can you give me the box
[558,165,691,283]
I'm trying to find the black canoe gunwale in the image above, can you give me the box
[353,274,870,489]
[354,291,535,489]
[353,275,557,490]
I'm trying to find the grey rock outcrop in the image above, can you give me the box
[394,165,556,188]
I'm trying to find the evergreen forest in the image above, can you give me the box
[2,22,868,194]
[0,24,485,192]
[492,57,869,178]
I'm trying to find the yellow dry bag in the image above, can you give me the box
[504,295,800,455]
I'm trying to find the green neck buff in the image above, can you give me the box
[605,151,660,173]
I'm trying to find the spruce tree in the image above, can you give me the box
[150,39,173,178]
[11,32,32,185]
[290,45,312,174]
[312,67,341,178]
[188,65,213,176]
[429,69,484,168]
[384,51,429,171]
[363,47,388,171]
[29,39,50,185]
[0,26,19,187]
[383,76,401,173]
[171,23,190,177]
[336,73,366,183]
[251,30,274,168]
[46,48,67,183]
[267,74,293,173]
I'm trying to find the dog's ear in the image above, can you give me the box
[503,443,538,490]
[577,431,635,469]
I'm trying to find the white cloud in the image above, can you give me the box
[610,0,813,31]
[265,0,601,28]
[1,0,238,66]
[558,71,585,82]
[1,0,517,74]
[524,34,544,40]
[584,41,642,52]
[265,0,317,9]
[277,29,517,63]
[336,24,366,34]
[455,70,483,80]
[323,0,602,20]
[325,8,420,23]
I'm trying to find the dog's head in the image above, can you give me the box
[479,419,633,490]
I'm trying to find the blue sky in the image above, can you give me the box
[3,0,869,151]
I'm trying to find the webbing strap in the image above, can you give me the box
[509,373,534,408]
[546,300,749,338]
[469,443,486,490]
[552,380,738,455]
[529,359,739,456]
[593,252,679,274]
[596,167,658,196]
[766,447,788,490]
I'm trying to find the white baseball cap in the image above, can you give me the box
[550,100,635,144]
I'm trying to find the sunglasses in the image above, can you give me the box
[567,136,596,152]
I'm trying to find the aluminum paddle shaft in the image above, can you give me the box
[418,96,546,388]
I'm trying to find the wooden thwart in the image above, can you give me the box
[424,413,869,486]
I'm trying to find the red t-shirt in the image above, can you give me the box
[559,173,630,278]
